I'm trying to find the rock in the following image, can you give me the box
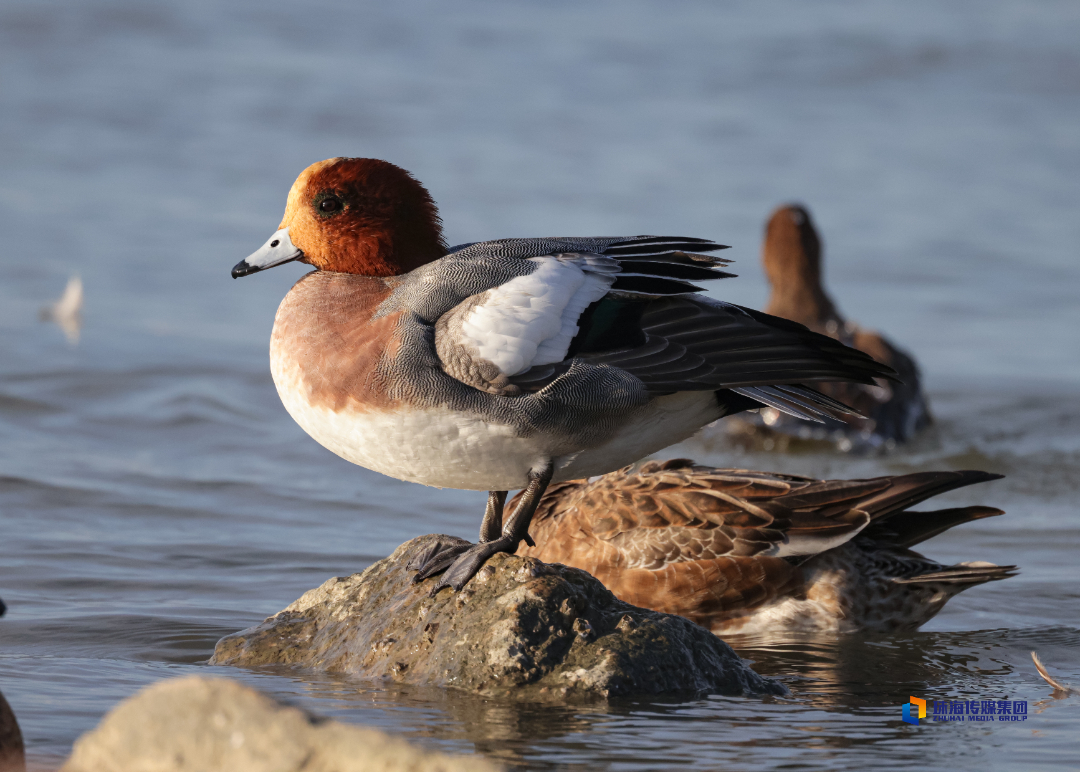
[0,690,25,772]
[61,675,498,772]
[212,534,784,700]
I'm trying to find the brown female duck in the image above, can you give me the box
[726,204,932,452]
[516,459,1015,635]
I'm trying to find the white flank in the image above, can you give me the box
[271,357,538,490]
[273,350,723,491]
[458,256,615,376]
[275,392,722,491]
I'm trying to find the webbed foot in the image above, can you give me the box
[428,535,519,594]
[408,537,471,582]
[411,461,553,594]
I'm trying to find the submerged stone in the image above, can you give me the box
[61,675,497,772]
[211,534,784,700]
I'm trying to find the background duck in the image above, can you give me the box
[516,458,1015,635]
[722,204,933,453]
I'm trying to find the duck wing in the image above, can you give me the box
[519,460,1011,629]
[527,463,1008,569]
[575,460,879,567]
[408,236,894,419]
[522,459,878,572]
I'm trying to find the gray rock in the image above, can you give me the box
[211,534,784,700]
[62,675,498,772]
[0,690,25,772]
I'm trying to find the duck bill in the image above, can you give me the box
[232,227,303,278]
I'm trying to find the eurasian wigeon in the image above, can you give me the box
[725,205,932,452]
[231,158,894,592]
[517,458,1015,635]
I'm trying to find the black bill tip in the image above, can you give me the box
[231,259,260,279]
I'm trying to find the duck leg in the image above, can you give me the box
[479,490,508,543]
[414,461,553,593]
[479,490,535,547]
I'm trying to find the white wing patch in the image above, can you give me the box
[458,255,617,376]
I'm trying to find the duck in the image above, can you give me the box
[231,158,894,593]
[723,204,932,453]
[517,458,1015,635]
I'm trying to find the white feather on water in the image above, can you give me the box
[39,275,83,345]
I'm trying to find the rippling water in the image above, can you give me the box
[1,1,1078,769]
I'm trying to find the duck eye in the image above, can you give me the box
[318,196,343,214]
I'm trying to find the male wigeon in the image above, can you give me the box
[232,158,894,592]
[725,205,932,452]
[517,459,1015,635]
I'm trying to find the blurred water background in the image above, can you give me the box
[1,1,1079,769]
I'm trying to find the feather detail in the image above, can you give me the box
[517,460,1013,635]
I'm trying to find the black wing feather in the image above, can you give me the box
[610,275,705,295]
[617,261,738,282]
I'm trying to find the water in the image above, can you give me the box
[1,1,1079,769]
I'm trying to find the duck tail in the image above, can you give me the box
[892,561,1017,585]
[863,505,1004,548]
[855,470,1004,523]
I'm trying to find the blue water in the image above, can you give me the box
[1,1,1079,769]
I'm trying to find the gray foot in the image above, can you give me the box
[412,460,552,594]
[428,536,518,594]
[408,538,471,581]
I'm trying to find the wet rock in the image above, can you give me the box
[61,675,498,772]
[0,690,25,772]
[211,534,784,700]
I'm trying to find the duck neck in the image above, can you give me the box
[765,269,842,332]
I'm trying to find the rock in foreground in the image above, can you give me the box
[0,690,24,772]
[212,535,783,700]
[62,675,497,772]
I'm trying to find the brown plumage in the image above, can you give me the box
[269,272,402,412]
[728,204,931,450]
[516,459,1015,635]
